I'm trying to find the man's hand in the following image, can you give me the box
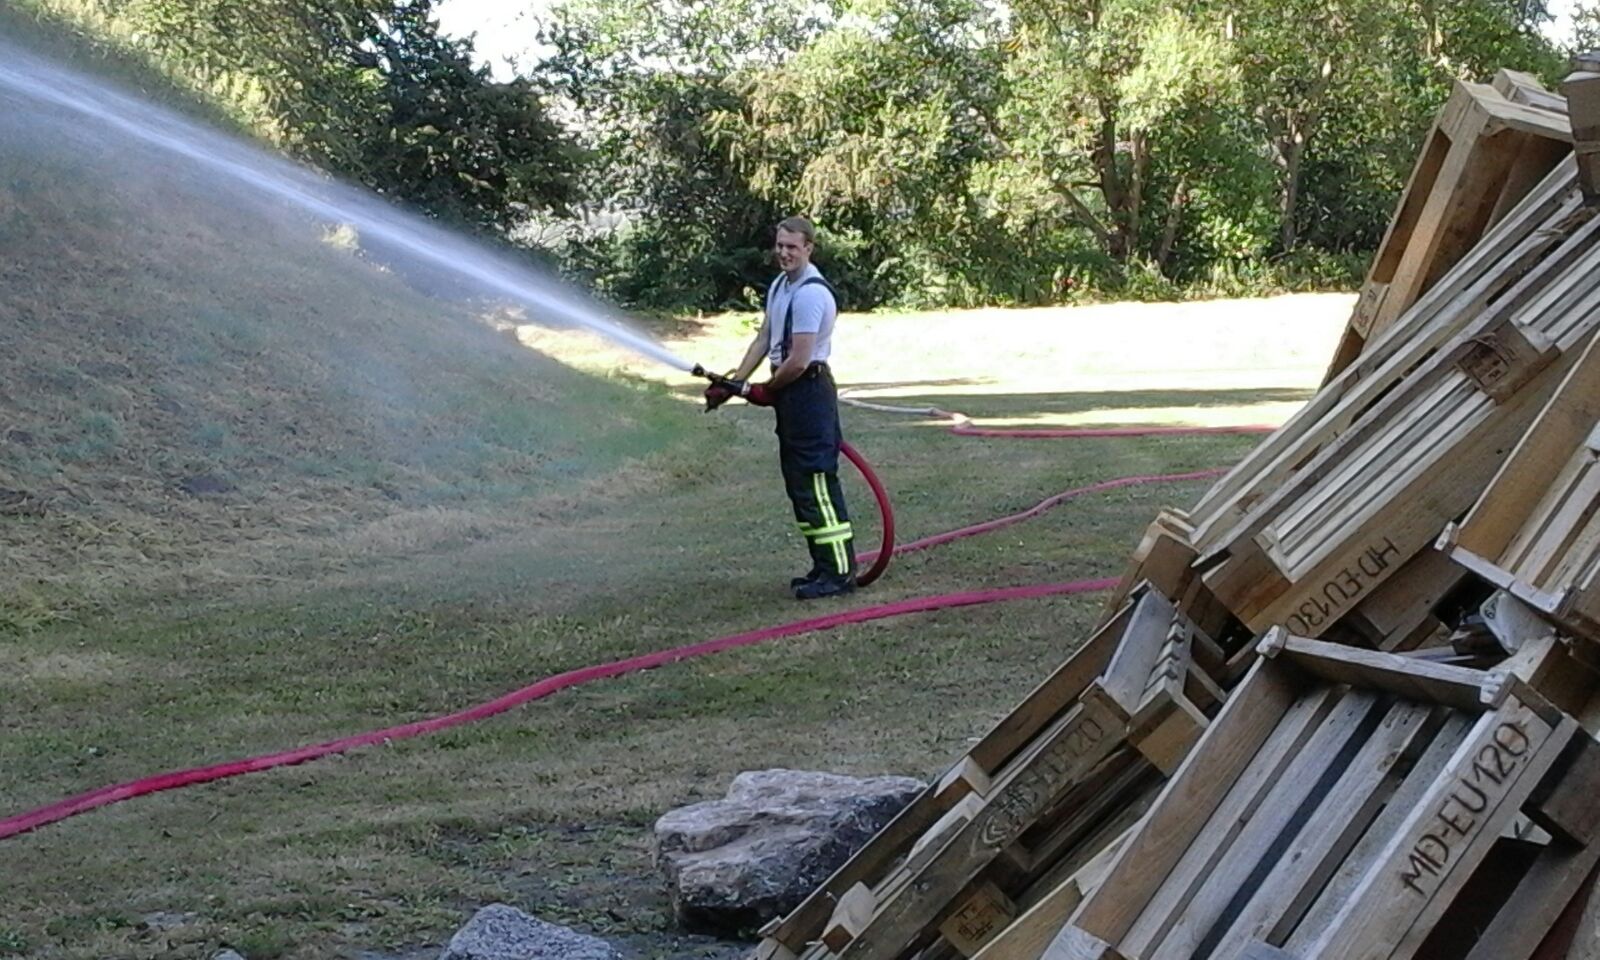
[702,377,775,409]
[703,382,736,412]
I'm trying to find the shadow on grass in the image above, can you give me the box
[622,310,743,342]
[838,376,994,392]
[841,386,1315,429]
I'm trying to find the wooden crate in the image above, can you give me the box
[1185,158,1588,565]
[1196,192,1600,636]
[1441,329,1600,643]
[1322,76,1571,382]
[754,588,1231,960]
[1036,632,1599,960]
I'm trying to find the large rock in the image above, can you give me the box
[438,905,620,960]
[655,769,924,935]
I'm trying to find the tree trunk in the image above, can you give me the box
[1129,131,1148,257]
[1276,61,1332,256]
[1279,130,1304,254]
[1156,177,1187,275]
[1060,188,1115,250]
[1094,96,1130,260]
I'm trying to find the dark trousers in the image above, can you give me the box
[774,364,855,577]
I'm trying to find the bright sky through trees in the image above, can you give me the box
[436,0,555,79]
[437,0,1594,81]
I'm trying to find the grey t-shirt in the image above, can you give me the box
[766,265,837,365]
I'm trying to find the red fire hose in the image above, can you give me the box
[0,407,1270,842]
[840,440,893,587]
[839,396,1269,586]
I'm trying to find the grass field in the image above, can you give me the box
[1,277,1351,958]
[0,20,1356,957]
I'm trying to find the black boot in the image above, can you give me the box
[794,571,855,600]
[790,565,824,589]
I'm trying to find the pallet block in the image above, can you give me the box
[755,588,1231,960]
[1322,77,1571,382]
[1564,56,1600,203]
[1498,68,1571,114]
[1037,632,1594,960]
[1443,329,1600,644]
[940,881,1018,956]
[1342,547,1469,652]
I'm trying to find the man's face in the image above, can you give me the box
[774,228,812,274]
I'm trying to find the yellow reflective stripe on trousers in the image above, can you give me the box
[812,473,837,529]
[813,472,848,574]
[803,522,852,539]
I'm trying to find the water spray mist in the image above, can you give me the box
[0,40,695,373]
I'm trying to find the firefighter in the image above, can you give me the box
[706,216,855,599]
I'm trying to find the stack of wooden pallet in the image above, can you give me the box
[1187,151,1600,637]
[1041,630,1600,960]
[754,584,1235,960]
[755,67,1600,960]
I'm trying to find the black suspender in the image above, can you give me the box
[776,274,836,362]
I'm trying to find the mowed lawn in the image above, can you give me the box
[0,295,1350,959]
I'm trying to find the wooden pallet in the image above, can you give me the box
[1195,182,1600,635]
[1339,547,1469,652]
[754,588,1231,960]
[1095,511,1198,631]
[1322,75,1571,382]
[1093,511,1239,655]
[1186,158,1589,565]
[1035,632,1599,960]
[1441,329,1600,643]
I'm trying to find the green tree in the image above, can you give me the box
[538,0,1565,306]
[1574,3,1600,50]
[36,0,579,233]
[707,0,1011,305]
[1234,0,1559,254]
[345,1,579,232]
[992,0,1250,268]
[538,0,828,307]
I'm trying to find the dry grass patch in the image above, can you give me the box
[0,97,694,619]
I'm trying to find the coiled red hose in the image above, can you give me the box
[840,440,893,588]
[0,413,1269,842]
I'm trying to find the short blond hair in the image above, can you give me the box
[775,216,816,244]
